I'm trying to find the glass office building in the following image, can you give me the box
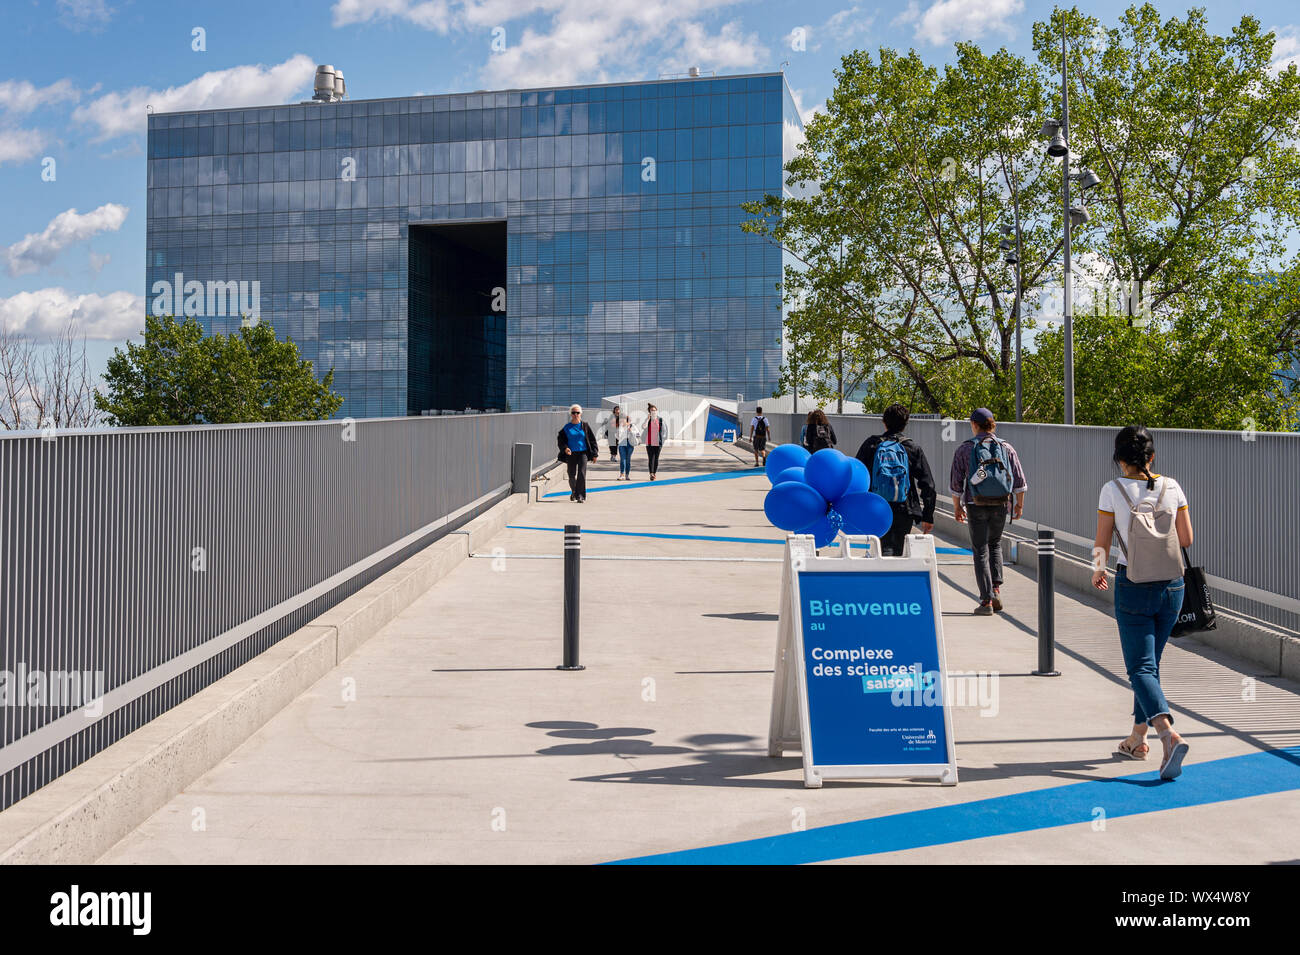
[146,72,800,417]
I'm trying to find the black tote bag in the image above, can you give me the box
[1171,548,1217,637]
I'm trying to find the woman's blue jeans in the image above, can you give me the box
[618,443,633,476]
[1113,565,1184,726]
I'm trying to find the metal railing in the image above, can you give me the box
[0,411,564,810]
[775,414,1300,632]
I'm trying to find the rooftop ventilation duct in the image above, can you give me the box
[310,64,346,103]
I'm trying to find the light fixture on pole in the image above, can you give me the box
[1075,169,1101,190]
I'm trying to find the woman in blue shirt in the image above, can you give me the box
[556,404,599,502]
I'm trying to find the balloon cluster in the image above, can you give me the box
[762,445,894,548]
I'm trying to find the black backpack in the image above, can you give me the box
[754,417,768,438]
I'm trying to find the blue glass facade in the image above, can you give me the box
[146,72,797,417]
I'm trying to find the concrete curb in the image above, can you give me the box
[0,486,538,865]
[931,509,1300,681]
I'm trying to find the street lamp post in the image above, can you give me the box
[1060,24,1075,425]
[1040,17,1099,426]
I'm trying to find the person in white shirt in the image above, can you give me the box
[604,405,623,462]
[1091,425,1194,780]
[610,408,638,480]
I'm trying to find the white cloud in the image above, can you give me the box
[824,6,875,46]
[333,0,454,30]
[0,288,143,340]
[1271,27,1299,75]
[330,0,763,90]
[57,0,114,31]
[5,204,130,277]
[0,79,81,114]
[904,0,1023,47]
[88,251,111,275]
[890,0,920,29]
[0,127,47,165]
[71,55,316,140]
[485,1,762,89]
[676,20,764,71]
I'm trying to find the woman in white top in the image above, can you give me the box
[605,405,623,462]
[610,409,638,480]
[1090,425,1193,780]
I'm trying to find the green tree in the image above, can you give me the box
[746,5,1300,425]
[1043,5,1300,320]
[744,41,1056,414]
[95,315,344,426]
[1022,266,1300,429]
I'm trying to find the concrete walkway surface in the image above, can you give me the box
[98,443,1300,864]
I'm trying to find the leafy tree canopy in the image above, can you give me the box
[744,4,1300,428]
[95,315,344,426]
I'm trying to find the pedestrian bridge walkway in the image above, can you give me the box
[98,444,1300,864]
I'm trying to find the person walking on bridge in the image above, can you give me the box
[557,404,598,502]
[856,404,936,556]
[1091,425,1192,780]
[750,406,771,467]
[611,408,639,480]
[604,405,624,463]
[641,402,666,480]
[802,408,837,453]
[950,409,1027,615]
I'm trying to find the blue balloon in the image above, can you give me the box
[799,513,841,548]
[837,491,894,538]
[772,466,806,486]
[845,456,870,495]
[763,481,828,532]
[764,444,811,483]
[804,448,854,504]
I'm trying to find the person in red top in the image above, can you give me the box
[641,402,666,480]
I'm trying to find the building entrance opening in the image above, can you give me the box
[408,220,507,414]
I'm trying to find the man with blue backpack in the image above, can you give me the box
[950,408,1028,615]
[855,404,937,557]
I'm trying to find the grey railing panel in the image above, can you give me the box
[0,412,563,809]
[779,413,1298,630]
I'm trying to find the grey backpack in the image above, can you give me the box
[1112,478,1184,583]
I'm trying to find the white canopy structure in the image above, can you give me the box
[597,387,740,444]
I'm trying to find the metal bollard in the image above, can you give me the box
[1034,528,1061,676]
[511,442,532,495]
[558,524,585,671]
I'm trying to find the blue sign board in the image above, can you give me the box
[768,534,958,787]
[797,570,949,767]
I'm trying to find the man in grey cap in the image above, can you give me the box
[950,408,1028,615]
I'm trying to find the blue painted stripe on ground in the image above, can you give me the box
[507,525,971,555]
[607,746,1300,865]
[543,469,761,497]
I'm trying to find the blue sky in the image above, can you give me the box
[1,0,1297,376]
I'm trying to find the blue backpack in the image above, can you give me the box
[870,439,911,503]
[968,436,1014,501]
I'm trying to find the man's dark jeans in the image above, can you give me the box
[967,503,1007,603]
[881,503,914,556]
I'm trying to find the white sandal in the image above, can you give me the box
[1115,737,1149,760]
[1158,729,1189,780]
